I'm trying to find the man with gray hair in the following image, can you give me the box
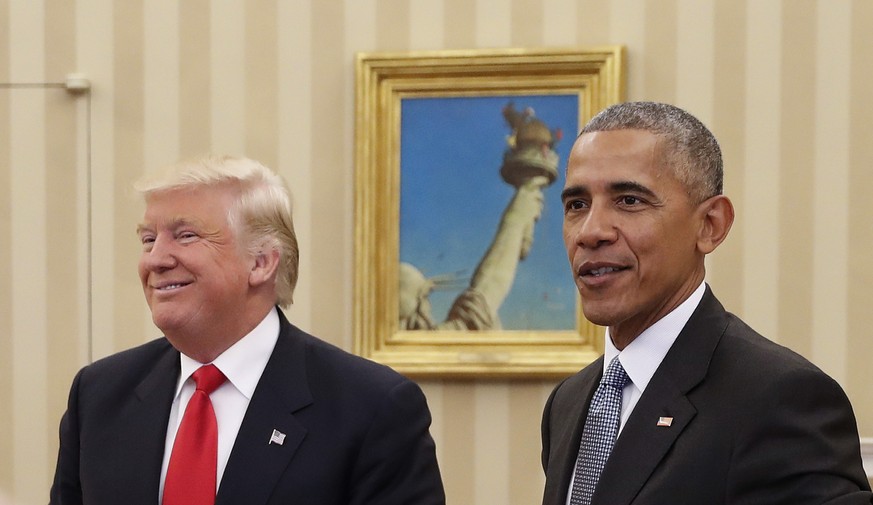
[51,155,445,505]
[541,102,870,504]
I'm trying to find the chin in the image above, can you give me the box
[149,309,188,335]
[580,305,621,328]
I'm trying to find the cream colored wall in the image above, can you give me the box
[2,1,872,504]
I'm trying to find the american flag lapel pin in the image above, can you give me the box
[269,429,286,446]
[656,416,674,427]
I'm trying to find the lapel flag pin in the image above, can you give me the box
[656,417,674,427]
[269,429,286,446]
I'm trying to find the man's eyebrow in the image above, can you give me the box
[609,181,657,199]
[135,217,204,236]
[560,185,588,202]
[561,181,658,203]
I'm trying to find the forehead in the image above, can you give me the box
[564,129,674,187]
[569,129,661,170]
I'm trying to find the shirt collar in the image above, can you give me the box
[175,307,280,400]
[604,281,706,391]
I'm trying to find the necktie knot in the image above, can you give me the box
[601,357,629,390]
[192,364,226,395]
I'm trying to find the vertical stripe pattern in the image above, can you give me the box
[811,0,850,382]
[9,4,49,503]
[778,0,815,358]
[179,0,211,157]
[0,0,12,493]
[1,1,872,502]
[708,0,746,310]
[742,0,781,338]
[847,0,873,437]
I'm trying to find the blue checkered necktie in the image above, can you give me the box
[569,356,630,505]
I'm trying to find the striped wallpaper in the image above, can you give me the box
[2,1,872,503]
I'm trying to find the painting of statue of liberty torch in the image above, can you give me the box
[399,96,578,331]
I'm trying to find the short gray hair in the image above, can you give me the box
[135,155,299,307]
[581,102,723,202]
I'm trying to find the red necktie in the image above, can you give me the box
[163,364,227,505]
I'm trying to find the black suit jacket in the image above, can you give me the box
[50,309,445,505]
[542,287,871,505]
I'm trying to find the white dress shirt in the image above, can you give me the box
[159,307,280,502]
[566,281,705,504]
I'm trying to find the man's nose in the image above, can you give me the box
[574,204,618,249]
[141,235,177,271]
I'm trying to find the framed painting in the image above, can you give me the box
[354,47,626,378]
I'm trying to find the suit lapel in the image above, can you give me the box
[128,345,179,502]
[544,358,603,504]
[593,375,697,505]
[216,311,313,505]
[593,288,728,505]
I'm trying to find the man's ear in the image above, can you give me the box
[696,195,734,254]
[249,246,280,287]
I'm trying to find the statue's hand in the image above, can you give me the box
[524,175,550,190]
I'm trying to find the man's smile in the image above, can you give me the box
[152,280,193,291]
[577,261,630,278]
[582,266,625,277]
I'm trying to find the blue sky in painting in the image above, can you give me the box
[399,94,579,330]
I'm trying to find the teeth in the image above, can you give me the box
[587,267,620,277]
[158,284,184,290]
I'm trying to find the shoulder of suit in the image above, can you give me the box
[79,337,175,378]
[278,317,414,389]
[719,312,816,367]
[707,312,840,396]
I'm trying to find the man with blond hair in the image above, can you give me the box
[51,155,445,505]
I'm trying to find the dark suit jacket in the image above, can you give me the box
[542,287,872,505]
[50,309,445,505]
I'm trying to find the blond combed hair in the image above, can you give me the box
[134,155,299,307]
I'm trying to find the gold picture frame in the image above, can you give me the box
[354,47,626,378]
